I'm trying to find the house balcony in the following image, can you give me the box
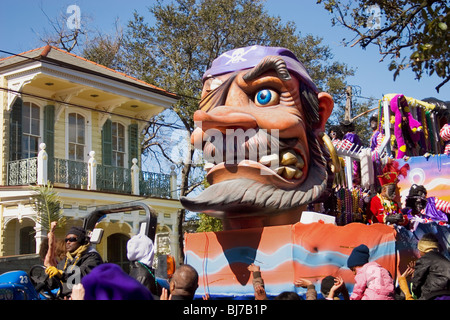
[6,144,177,199]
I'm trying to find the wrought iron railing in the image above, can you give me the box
[53,158,88,189]
[139,171,171,198]
[96,164,132,194]
[7,157,38,186]
[6,157,172,199]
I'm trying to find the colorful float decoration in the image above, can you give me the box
[181,45,450,299]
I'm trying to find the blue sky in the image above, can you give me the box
[0,0,448,107]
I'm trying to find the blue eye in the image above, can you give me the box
[255,89,279,106]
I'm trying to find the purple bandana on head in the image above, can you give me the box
[203,45,318,93]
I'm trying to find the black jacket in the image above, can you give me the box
[412,250,450,300]
[57,248,103,295]
[129,261,162,298]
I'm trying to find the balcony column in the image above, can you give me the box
[131,158,140,195]
[88,151,97,190]
[170,165,178,199]
[37,143,48,185]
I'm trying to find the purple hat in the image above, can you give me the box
[203,45,318,92]
[82,263,153,300]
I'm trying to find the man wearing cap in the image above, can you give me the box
[402,184,449,230]
[127,234,162,298]
[367,160,409,226]
[412,233,450,300]
[45,226,103,296]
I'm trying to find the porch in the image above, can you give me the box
[6,143,178,199]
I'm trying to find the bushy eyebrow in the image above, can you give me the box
[242,56,292,82]
[243,55,320,126]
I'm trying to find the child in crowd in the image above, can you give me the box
[347,244,395,300]
[295,276,349,300]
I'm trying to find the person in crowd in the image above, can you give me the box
[321,276,349,300]
[248,263,268,300]
[248,263,303,300]
[160,264,199,300]
[71,263,153,300]
[340,119,363,150]
[411,233,450,300]
[273,291,302,300]
[127,234,162,298]
[295,276,349,300]
[440,123,450,155]
[293,277,317,300]
[396,261,415,300]
[369,113,385,154]
[45,226,103,297]
[39,221,66,267]
[402,184,449,230]
[367,160,409,226]
[340,119,363,185]
[329,125,344,147]
[347,244,395,300]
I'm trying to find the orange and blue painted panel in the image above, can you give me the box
[185,221,450,299]
[185,222,399,299]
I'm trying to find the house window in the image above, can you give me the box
[68,113,85,161]
[112,122,125,167]
[21,102,40,158]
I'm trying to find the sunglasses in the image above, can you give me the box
[65,237,78,243]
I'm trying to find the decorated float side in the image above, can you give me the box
[181,45,450,299]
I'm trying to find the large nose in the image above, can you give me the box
[193,109,258,134]
[191,108,258,148]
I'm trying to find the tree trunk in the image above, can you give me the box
[176,142,194,264]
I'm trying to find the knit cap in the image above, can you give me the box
[417,233,439,253]
[347,244,370,269]
[82,263,153,300]
[126,234,155,267]
[66,226,87,244]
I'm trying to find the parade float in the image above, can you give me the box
[180,45,450,299]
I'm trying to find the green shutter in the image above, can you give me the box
[43,105,55,159]
[128,123,139,167]
[102,119,112,165]
[43,105,55,182]
[9,97,23,161]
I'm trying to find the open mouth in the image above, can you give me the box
[200,129,308,189]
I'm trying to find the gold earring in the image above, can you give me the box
[319,132,341,174]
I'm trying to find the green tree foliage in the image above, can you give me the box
[317,0,450,92]
[32,184,66,232]
[196,214,223,233]
[82,19,124,70]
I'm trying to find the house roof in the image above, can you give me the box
[0,45,179,100]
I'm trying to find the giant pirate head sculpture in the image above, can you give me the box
[180,46,335,229]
